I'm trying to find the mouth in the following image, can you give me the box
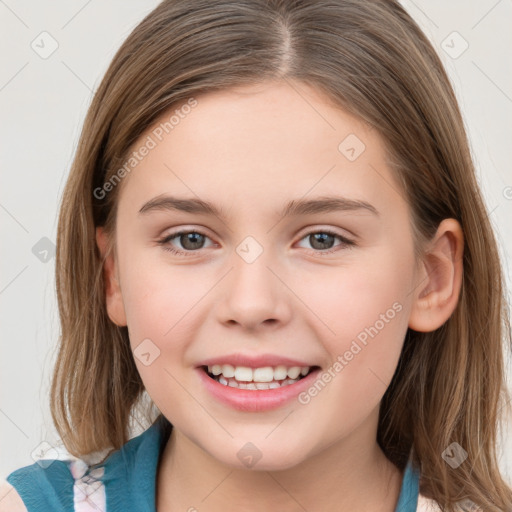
[200,364,320,390]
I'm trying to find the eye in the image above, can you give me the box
[296,229,355,254]
[157,229,215,256]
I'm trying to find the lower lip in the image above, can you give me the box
[196,367,321,412]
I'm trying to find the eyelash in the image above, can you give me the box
[157,228,356,257]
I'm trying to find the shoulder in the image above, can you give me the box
[417,493,484,512]
[0,479,28,512]
[0,418,170,512]
[417,494,442,511]
[3,459,76,512]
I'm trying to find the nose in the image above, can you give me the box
[216,247,292,331]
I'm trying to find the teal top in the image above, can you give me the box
[7,415,421,511]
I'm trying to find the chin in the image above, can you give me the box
[206,438,309,472]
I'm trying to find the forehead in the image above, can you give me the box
[117,80,406,221]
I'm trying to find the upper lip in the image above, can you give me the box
[197,353,318,369]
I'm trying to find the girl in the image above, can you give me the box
[2,0,511,511]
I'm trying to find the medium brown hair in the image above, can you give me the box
[51,1,512,510]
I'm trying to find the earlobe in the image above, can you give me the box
[95,226,127,327]
[408,219,464,332]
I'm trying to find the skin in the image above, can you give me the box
[96,80,463,511]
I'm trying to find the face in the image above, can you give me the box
[102,80,421,470]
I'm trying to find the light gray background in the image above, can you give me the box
[1,0,511,483]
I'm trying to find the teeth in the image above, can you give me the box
[211,364,222,375]
[206,364,314,388]
[253,367,274,382]
[216,376,303,389]
[287,367,301,379]
[234,366,253,382]
[273,365,288,380]
[221,364,235,378]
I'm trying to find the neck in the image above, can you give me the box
[156,413,403,512]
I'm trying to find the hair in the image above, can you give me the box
[50,0,512,510]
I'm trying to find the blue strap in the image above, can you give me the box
[97,414,169,512]
[395,460,420,512]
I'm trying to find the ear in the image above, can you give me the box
[408,218,464,332]
[95,226,127,327]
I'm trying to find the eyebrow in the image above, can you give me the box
[138,194,379,219]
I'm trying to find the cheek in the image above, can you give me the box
[295,246,413,398]
[293,278,410,440]
[302,248,413,342]
[119,259,205,412]
[119,248,208,340]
